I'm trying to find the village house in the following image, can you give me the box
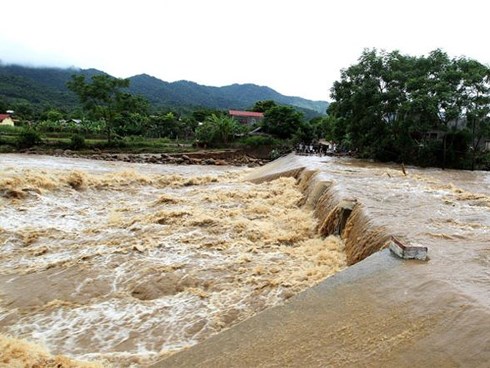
[228,110,264,126]
[0,113,15,126]
[419,116,490,151]
[58,118,83,125]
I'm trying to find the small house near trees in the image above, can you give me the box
[0,113,14,126]
[228,110,264,125]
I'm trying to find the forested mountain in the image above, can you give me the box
[0,64,328,116]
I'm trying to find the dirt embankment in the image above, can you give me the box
[21,149,269,167]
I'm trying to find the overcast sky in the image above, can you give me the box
[1,0,489,101]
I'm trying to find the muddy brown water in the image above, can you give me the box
[1,153,489,367]
[153,154,489,368]
[0,154,345,367]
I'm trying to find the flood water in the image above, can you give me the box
[0,154,346,367]
[170,153,489,368]
[254,154,490,300]
[311,156,490,306]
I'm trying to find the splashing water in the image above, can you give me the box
[0,154,346,367]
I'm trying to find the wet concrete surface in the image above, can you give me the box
[154,250,490,367]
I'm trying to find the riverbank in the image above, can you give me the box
[7,149,269,167]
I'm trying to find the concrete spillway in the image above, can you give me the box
[151,154,490,368]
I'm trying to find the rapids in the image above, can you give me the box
[0,154,346,367]
[153,154,489,368]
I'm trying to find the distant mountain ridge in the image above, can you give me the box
[0,64,328,116]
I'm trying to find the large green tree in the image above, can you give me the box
[453,57,490,169]
[67,74,148,142]
[329,49,397,159]
[262,105,303,139]
[328,48,490,169]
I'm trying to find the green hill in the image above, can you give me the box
[0,64,329,117]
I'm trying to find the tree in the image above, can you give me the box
[309,115,341,142]
[0,97,8,114]
[114,112,149,136]
[179,116,199,141]
[329,49,394,159]
[252,100,277,113]
[67,74,147,142]
[262,105,303,139]
[146,112,178,138]
[45,109,64,122]
[16,128,42,148]
[292,121,317,144]
[328,48,490,168]
[456,57,490,170]
[404,50,464,167]
[195,114,244,146]
[191,108,222,123]
[12,102,36,123]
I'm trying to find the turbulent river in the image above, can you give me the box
[0,154,346,367]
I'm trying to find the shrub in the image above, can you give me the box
[0,125,23,134]
[269,149,281,160]
[16,129,42,149]
[101,136,127,149]
[240,135,278,147]
[70,134,86,150]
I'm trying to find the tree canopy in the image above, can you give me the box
[67,74,148,142]
[252,100,277,113]
[328,48,490,169]
[262,105,304,139]
[195,114,245,147]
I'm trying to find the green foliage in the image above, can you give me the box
[309,115,343,142]
[328,48,490,169]
[0,97,8,113]
[195,114,245,147]
[70,134,86,150]
[67,74,148,143]
[45,109,64,122]
[0,125,22,134]
[1,65,327,124]
[292,121,318,144]
[114,112,149,136]
[140,112,197,141]
[123,135,172,145]
[262,105,304,139]
[191,109,223,123]
[78,120,106,136]
[34,118,104,138]
[240,135,279,147]
[16,129,42,148]
[252,100,277,113]
[36,120,64,132]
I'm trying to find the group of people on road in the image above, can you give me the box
[295,142,336,156]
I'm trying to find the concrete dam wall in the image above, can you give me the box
[246,155,392,266]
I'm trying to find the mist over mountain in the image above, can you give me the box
[0,64,328,117]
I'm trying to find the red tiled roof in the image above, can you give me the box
[228,110,264,118]
[0,114,11,120]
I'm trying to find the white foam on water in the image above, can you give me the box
[0,154,347,367]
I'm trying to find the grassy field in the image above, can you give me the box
[0,129,197,154]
